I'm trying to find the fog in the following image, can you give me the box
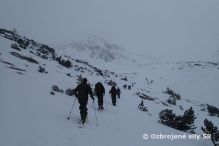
[1,0,219,61]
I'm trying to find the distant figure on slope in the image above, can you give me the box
[95,82,105,110]
[138,100,148,112]
[116,87,121,99]
[74,78,94,124]
[109,85,117,106]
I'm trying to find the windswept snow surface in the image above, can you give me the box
[1,35,219,146]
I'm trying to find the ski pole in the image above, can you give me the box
[109,94,112,105]
[104,95,108,111]
[116,94,119,106]
[93,101,98,126]
[67,98,77,120]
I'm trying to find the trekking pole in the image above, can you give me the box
[109,94,113,105]
[93,101,98,126]
[117,93,120,106]
[104,95,108,111]
[67,98,77,120]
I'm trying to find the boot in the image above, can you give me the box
[82,118,86,124]
[81,116,86,124]
[98,105,101,110]
[81,114,87,124]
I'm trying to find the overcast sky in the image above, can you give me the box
[1,0,219,61]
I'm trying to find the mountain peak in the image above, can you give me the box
[61,36,125,63]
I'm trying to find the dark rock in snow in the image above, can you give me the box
[38,65,48,73]
[52,85,64,93]
[10,52,39,64]
[8,66,26,72]
[0,60,15,66]
[55,56,72,68]
[17,72,24,75]
[50,91,55,95]
[136,92,156,101]
[66,73,73,77]
[11,43,21,51]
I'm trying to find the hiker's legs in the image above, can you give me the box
[112,96,116,106]
[79,99,88,121]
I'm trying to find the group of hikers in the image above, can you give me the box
[74,78,121,124]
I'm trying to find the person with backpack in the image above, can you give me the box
[109,85,117,106]
[95,82,105,110]
[116,87,121,99]
[74,78,94,124]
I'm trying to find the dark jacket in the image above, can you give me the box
[95,82,105,97]
[116,88,121,95]
[109,86,117,97]
[74,83,93,102]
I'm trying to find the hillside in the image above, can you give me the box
[0,28,219,146]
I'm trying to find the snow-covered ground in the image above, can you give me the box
[0,31,219,146]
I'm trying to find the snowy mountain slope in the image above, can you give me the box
[54,36,159,72]
[1,28,219,146]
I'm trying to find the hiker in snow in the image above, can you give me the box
[109,85,117,106]
[138,100,148,112]
[116,87,121,99]
[138,100,144,108]
[74,78,94,123]
[95,82,105,110]
[123,84,127,89]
